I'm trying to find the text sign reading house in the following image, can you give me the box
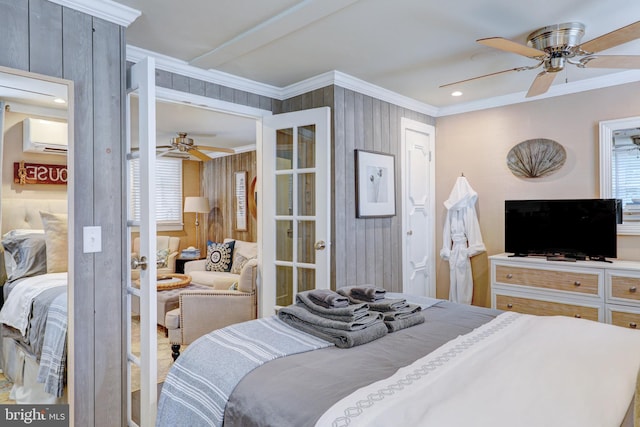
[14,161,68,185]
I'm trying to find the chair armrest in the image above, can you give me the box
[184,259,207,274]
[177,290,257,344]
[165,251,179,272]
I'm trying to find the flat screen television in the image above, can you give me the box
[505,199,621,261]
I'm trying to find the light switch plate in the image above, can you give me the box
[83,226,102,253]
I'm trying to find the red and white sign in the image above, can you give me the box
[14,161,68,185]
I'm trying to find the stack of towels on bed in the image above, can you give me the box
[336,286,424,332]
[277,286,424,348]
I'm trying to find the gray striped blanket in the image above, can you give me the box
[36,292,67,397]
[156,316,333,427]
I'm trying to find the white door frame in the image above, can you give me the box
[126,57,158,427]
[260,107,332,318]
[400,118,436,297]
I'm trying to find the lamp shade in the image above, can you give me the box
[184,196,210,213]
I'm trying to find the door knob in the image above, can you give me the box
[314,240,326,251]
[131,256,148,270]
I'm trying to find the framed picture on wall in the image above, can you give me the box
[355,149,396,218]
[235,171,248,231]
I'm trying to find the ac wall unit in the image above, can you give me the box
[23,118,68,155]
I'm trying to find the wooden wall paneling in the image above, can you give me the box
[171,73,189,92]
[233,89,249,106]
[380,101,393,290]
[353,92,366,286]
[248,92,260,109]
[332,87,345,289]
[0,0,29,70]
[362,95,375,284]
[204,81,221,99]
[384,104,404,292]
[372,98,384,287]
[343,89,356,287]
[259,95,272,111]
[221,86,234,103]
[29,0,63,78]
[188,77,205,96]
[91,17,123,425]
[155,68,172,88]
[62,6,95,426]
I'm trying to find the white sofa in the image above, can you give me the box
[184,239,257,288]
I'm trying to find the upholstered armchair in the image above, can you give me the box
[165,258,258,360]
[131,235,180,280]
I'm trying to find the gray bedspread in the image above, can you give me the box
[224,301,501,427]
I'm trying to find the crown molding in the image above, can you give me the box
[47,0,141,27]
[436,70,640,117]
[127,46,282,99]
[127,45,640,119]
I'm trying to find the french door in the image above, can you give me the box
[261,107,331,317]
[125,57,157,427]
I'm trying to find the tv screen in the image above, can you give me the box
[505,199,620,260]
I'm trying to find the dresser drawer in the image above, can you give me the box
[609,309,640,330]
[495,265,599,295]
[496,294,599,321]
[609,275,640,302]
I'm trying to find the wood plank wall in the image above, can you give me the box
[203,151,257,243]
[275,86,435,292]
[0,1,124,425]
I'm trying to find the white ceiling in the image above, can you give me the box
[118,0,640,109]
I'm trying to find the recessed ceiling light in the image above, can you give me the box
[451,91,463,97]
[53,98,66,104]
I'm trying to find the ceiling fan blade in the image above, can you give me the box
[477,37,547,58]
[579,20,640,54]
[580,55,640,69]
[194,144,235,153]
[526,71,557,98]
[440,67,527,88]
[188,148,213,161]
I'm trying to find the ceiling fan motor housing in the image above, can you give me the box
[527,22,585,71]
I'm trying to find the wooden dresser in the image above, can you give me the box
[490,254,640,329]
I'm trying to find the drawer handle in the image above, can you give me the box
[630,322,638,329]
[573,281,581,287]
[506,274,513,279]
[630,286,637,293]
[574,314,582,319]
[506,303,513,309]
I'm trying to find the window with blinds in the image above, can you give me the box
[612,147,640,221]
[130,157,183,230]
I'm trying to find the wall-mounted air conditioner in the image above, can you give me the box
[23,118,68,155]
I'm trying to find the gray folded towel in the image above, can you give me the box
[278,305,388,348]
[349,285,386,302]
[384,312,425,332]
[336,288,407,312]
[382,303,422,321]
[280,303,382,331]
[296,292,369,322]
[307,289,349,308]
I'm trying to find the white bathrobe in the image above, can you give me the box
[440,177,486,304]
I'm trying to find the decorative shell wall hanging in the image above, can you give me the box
[506,138,566,178]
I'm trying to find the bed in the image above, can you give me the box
[0,198,68,403]
[156,292,640,427]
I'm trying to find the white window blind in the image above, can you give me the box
[612,148,640,221]
[130,157,183,229]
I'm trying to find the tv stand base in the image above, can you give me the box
[546,255,577,262]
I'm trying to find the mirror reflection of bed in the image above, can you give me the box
[0,68,71,405]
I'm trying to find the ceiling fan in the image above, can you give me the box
[157,132,234,161]
[441,20,640,97]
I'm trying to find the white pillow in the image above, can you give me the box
[40,212,68,273]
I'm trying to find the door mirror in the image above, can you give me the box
[600,116,640,235]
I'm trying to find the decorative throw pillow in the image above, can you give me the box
[157,248,170,268]
[230,253,255,275]
[40,212,68,273]
[205,241,235,272]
